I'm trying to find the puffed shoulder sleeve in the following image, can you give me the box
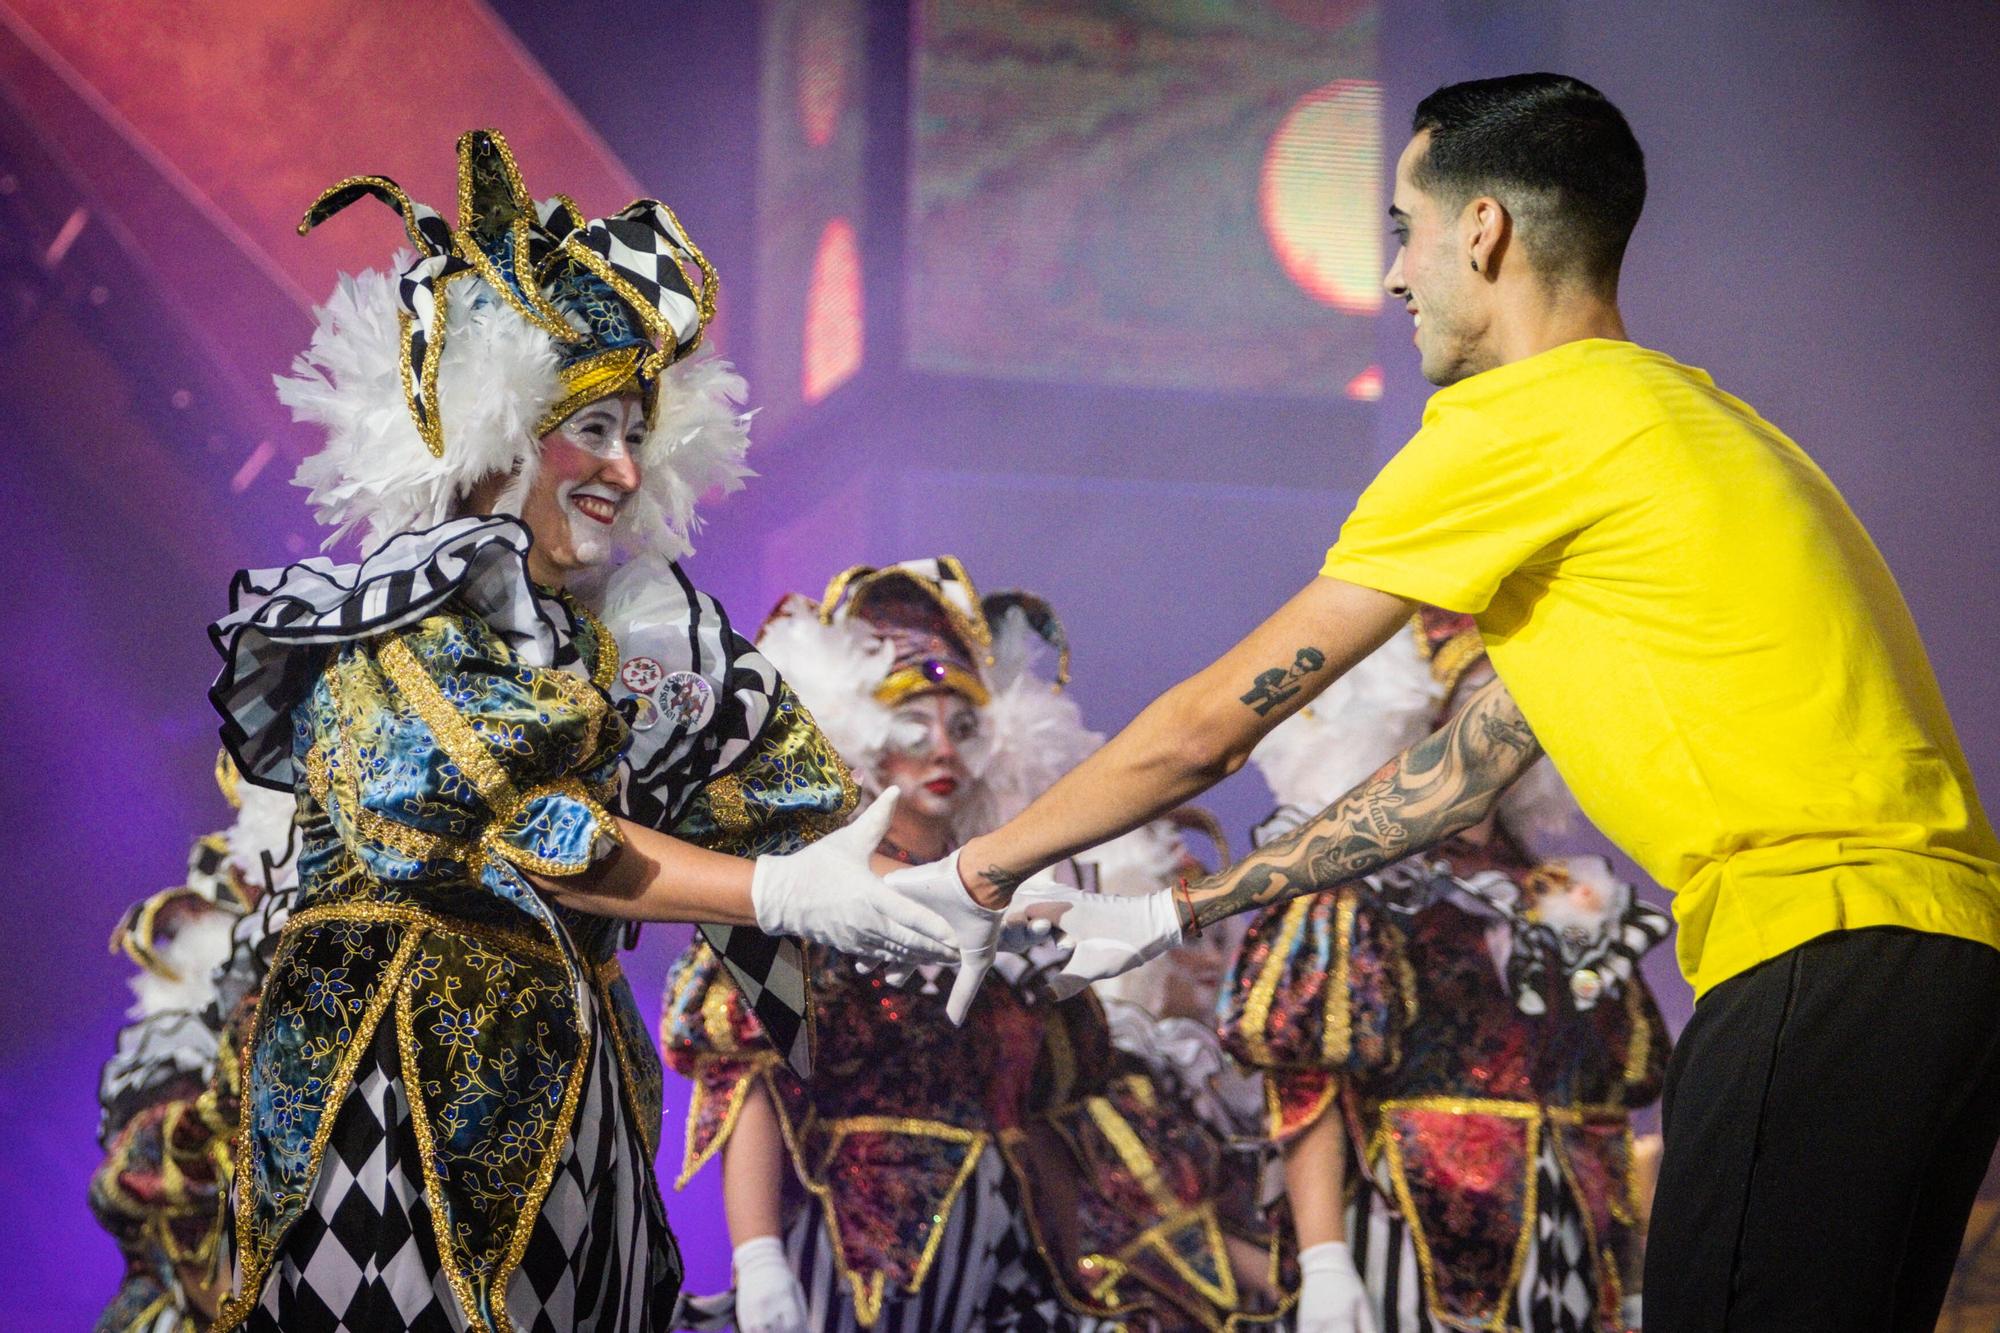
[1216,884,1414,1137]
[211,517,630,889]
[362,609,627,876]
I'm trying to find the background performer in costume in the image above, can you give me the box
[91,756,299,1333]
[663,560,1275,1332]
[205,129,958,1333]
[1218,611,1669,1333]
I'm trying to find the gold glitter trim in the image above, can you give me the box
[674,1056,778,1189]
[302,743,329,807]
[1115,1202,1240,1317]
[1382,1100,1539,1333]
[216,747,244,810]
[394,950,487,1332]
[285,901,565,967]
[298,174,433,251]
[483,778,625,877]
[651,199,719,352]
[379,635,519,810]
[819,1116,987,1325]
[548,234,684,373]
[1078,1250,1129,1303]
[1265,1072,1337,1141]
[396,265,479,458]
[111,886,204,982]
[564,596,620,692]
[761,1096,993,1327]
[589,958,661,1164]
[1241,898,1312,1068]
[451,130,582,345]
[1376,1095,1631,1123]
[992,1130,1149,1323]
[700,972,739,1048]
[215,925,423,1332]
[1086,1094,1240,1313]
[1086,1093,1177,1212]
[1548,1125,1623,1319]
[873,661,991,707]
[1623,982,1651,1088]
[1321,891,1356,1065]
[534,345,646,437]
[701,770,753,834]
[380,630,621,877]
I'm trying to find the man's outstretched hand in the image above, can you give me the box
[881,851,1007,1023]
[1007,883,1184,1000]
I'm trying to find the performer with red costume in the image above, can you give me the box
[1219,610,1670,1332]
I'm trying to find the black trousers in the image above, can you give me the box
[1643,926,2000,1331]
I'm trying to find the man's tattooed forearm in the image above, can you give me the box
[1239,646,1328,717]
[1190,677,1541,928]
[977,864,1031,896]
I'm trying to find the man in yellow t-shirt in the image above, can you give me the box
[877,73,2000,1331]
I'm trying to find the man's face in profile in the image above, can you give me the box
[1385,130,1490,386]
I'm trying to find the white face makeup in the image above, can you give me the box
[874,692,984,825]
[551,396,646,567]
[514,392,646,587]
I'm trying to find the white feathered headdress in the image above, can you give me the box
[278,129,752,557]
[755,558,1106,844]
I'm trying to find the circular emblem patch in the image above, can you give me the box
[627,695,661,732]
[620,655,665,694]
[660,670,717,731]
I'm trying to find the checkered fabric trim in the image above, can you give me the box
[209,517,575,791]
[598,555,812,1079]
[1527,1138,1597,1333]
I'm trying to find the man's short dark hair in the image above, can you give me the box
[1412,73,1646,290]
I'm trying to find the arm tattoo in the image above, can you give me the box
[1239,646,1328,717]
[1189,676,1541,929]
[977,864,1031,896]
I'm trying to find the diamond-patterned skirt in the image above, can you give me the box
[235,989,680,1332]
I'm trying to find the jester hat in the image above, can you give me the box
[279,129,752,556]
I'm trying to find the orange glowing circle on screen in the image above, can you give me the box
[804,217,864,404]
[1260,78,1384,314]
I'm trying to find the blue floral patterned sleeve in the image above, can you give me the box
[293,604,628,904]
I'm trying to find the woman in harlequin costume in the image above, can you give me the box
[91,754,299,1333]
[204,130,960,1333]
[661,559,1276,1332]
[1216,610,1673,1333]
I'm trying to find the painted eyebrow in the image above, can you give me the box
[1387,205,1410,223]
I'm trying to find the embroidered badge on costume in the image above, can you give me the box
[660,671,716,730]
[620,656,665,694]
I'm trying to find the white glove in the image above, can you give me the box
[752,789,956,966]
[880,850,1008,1024]
[1296,1241,1377,1333]
[1009,883,1183,1000]
[731,1235,807,1333]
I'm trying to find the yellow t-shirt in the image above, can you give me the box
[1322,338,2000,996]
